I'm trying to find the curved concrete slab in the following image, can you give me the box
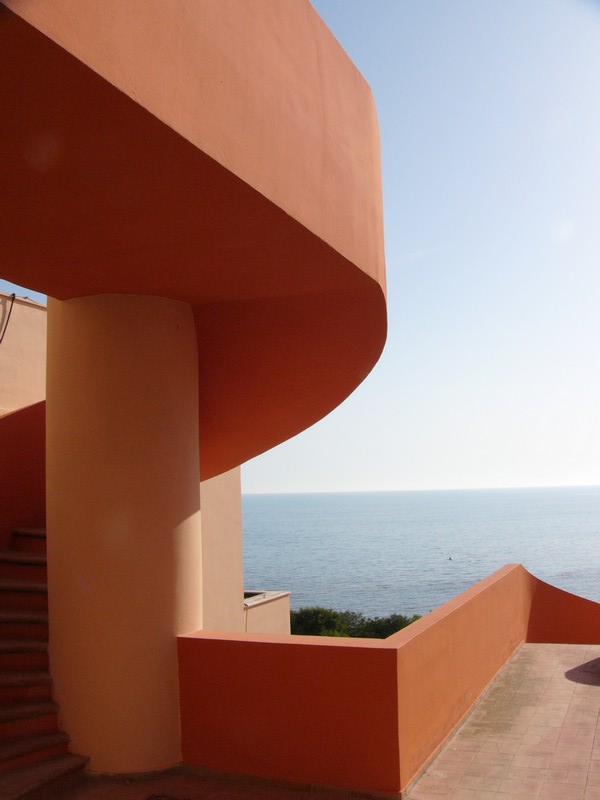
[0,1,387,477]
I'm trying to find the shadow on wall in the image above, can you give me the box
[0,401,46,549]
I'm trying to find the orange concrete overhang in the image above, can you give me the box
[0,1,387,478]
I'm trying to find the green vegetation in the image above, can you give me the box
[290,606,420,639]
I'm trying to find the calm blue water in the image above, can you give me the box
[242,487,600,617]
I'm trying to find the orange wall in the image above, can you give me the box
[0,294,47,416]
[0,402,46,549]
[178,564,600,796]
[178,632,400,794]
[392,565,532,790]
[527,574,600,645]
[200,467,244,631]
[2,1,385,291]
[0,294,47,549]
[1,2,387,480]
[46,295,202,772]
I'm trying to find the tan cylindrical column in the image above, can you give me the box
[46,294,202,773]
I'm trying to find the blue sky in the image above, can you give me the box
[244,0,600,493]
[4,1,600,494]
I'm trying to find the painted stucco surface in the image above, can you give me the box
[179,565,600,795]
[1,0,387,776]
[201,467,244,632]
[0,294,46,417]
[46,295,202,771]
[0,0,386,479]
[0,401,45,549]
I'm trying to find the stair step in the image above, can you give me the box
[0,702,59,743]
[0,732,69,773]
[0,553,46,583]
[0,610,48,623]
[0,642,48,673]
[0,672,52,704]
[0,753,88,800]
[0,610,48,642]
[0,673,51,689]
[0,641,48,653]
[0,580,48,612]
[0,701,59,724]
[10,531,46,556]
[0,553,46,566]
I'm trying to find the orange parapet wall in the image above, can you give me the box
[527,574,600,644]
[0,402,46,549]
[0,0,387,479]
[178,632,401,795]
[178,565,600,796]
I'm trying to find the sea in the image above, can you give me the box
[242,486,600,618]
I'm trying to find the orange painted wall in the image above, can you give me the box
[178,632,400,795]
[0,294,46,416]
[527,575,600,645]
[1,0,385,290]
[1,1,387,479]
[201,467,244,632]
[0,402,45,549]
[46,294,204,772]
[392,565,533,790]
[178,565,600,796]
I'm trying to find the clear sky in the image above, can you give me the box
[3,1,600,495]
[244,0,600,493]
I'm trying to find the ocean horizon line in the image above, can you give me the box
[242,483,599,498]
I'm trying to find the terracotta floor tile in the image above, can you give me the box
[406,644,600,800]
[409,787,454,799]
[529,755,553,769]
[511,754,533,767]
[457,774,502,791]
[565,769,588,784]
[474,752,513,766]
[544,769,569,782]
[462,763,507,779]
[497,777,528,794]
[451,789,499,799]
[538,782,585,799]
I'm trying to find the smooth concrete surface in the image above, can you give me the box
[46,644,600,799]
[1,0,387,478]
[407,643,600,799]
[179,630,400,795]
[200,467,244,632]
[178,566,600,796]
[244,591,291,635]
[0,401,45,548]
[2,0,385,283]
[46,295,202,772]
[0,294,46,416]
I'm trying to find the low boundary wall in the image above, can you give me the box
[178,564,600,796]
[0,401,46,549]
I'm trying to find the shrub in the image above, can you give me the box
[290,606,419,638]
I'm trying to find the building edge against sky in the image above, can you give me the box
[5,294,600,796]
[3,2,600,798]
[0,0,386,778]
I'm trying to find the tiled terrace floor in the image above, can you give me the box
[406,643,600,800]
[52,643,600,800]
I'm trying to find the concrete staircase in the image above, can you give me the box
[0,529,88,799]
